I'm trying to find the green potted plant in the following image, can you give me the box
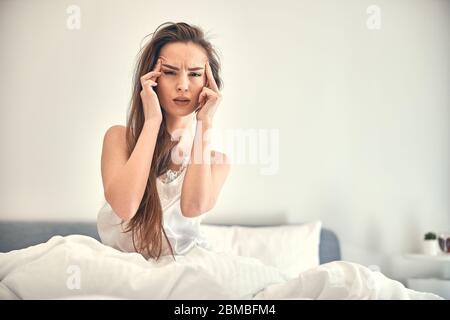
[423,232,439,255]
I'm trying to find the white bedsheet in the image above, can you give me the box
[0,235,443,300]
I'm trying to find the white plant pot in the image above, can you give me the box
[423,240,439,255]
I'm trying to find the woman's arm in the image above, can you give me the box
[180,60,229,217]
[180,121,230,217]
[102,120,161,221]
[102,62,163,220]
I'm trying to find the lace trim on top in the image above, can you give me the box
[157,155,190,184]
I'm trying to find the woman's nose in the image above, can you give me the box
[176,74,189,92]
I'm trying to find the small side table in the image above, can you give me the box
[403,253,450,299]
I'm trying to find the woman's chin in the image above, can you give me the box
[165,104,197,117]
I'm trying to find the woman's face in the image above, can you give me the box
[156,41,208,117]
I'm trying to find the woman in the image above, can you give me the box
[97,22,230,261]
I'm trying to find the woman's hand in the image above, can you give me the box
[195,61,222,125]
[140,58,163,123]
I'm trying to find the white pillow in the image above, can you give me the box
[200,221,322,279]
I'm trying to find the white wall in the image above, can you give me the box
[1,0,449,282]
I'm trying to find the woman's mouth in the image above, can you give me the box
[173,98,191,106]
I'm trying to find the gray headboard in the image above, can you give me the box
[0,221,341,264]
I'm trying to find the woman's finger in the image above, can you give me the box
[198,87,220,108]
[199,91,207,106]
[140,77,159,89]
[199,87,211,104]
[141,79,158,89]
[203,87,219,100]
[140,59,163,84]
[140,71,161,82]
[150,58,163,81]
[205,61,219,93]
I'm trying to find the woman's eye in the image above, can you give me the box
[162,71,201,77]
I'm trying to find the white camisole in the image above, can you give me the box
[97,166,211,258]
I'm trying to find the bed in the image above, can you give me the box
[0,220,442,299]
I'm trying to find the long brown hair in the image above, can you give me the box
[123,22,223,260]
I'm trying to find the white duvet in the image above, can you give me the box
[0,235,443,300]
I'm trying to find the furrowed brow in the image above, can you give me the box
[162,64,204,71]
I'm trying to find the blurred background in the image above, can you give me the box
[0,0,449,289]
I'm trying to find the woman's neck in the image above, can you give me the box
[164,113,195,138]
[164,114,195,164]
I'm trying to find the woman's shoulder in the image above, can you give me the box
[105,124,127,136]
[103,125,127,146]
[101,125,129,175]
